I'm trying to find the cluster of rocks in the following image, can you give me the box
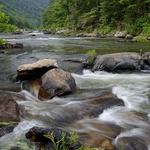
[84,52,150,72]
[17,59,76,100]
[114,31,133,40]
[0,43,23,50]
[1,54,150,149]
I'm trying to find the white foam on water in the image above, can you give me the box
[0,120,45,147]
[98,107,150,128]
[73,69,150,111]
[114,128,150,145]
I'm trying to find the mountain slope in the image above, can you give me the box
[0,0,50,28]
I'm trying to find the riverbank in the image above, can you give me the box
[43,29,150,43]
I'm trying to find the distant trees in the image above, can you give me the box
[43,0,150,35]
[0,5,16,32]
[0,0,49,28]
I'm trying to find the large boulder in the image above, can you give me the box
[0,91,21,122]
[26,126,81,150]
[17,59,58,80]
[39,68,76,99]
[92,53,142,72]
[21,68,76,100]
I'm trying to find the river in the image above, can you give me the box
[0,32,150,149]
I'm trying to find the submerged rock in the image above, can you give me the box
[92,52,142,72]
[0,43,23,49]
[26,126,81,150]
[17,59,58,80]
[71,118,121,150]
[116,136,148,150]
[39,68,76,99]
[58,59,84,74]
[89,91,124,117]
[0,122,18,137]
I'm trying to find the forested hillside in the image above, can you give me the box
[0,0,49,28]
[43,0,150,36]
[0,5,16,32]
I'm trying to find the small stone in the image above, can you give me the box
[114,31,127,38]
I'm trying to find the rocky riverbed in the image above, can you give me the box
[0,32,150,150]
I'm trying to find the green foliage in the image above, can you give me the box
[0,0,49,28]
[0,38,7,45]
[133,36,148,42]
[44,131,80,150]
[86,49,96,68]
[0,5,17,32]
[97,25,113,35]
[43,0,150,36]
[86,49,96,56]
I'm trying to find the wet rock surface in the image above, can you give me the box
[0,122,18,137]
[92,53,142,72]
[116,136,148,150]
[39,68,76,99]
[22,68,77,100]
[58,59,84,74]
[26,126,81,150]
[0,91,21,122]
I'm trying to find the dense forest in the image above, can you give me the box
[0,0,49,28]
[43,0,150,36]
[0,5,16,32]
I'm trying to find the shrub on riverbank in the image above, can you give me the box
[0,38,7,45]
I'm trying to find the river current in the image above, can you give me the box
[0,32,150,149]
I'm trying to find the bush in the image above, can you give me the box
[97,25,113,35]
[133,36,148,42]
[0,38,7,45]
[0,23,17,32]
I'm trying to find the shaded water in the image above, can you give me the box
[0,32,150,149]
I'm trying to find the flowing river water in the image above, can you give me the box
[0,32,150,149]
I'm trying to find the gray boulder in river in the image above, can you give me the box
[39,68,76,99]
[92,52,142,72]
[22,68,76,100]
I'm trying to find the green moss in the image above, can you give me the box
[133,36,148,42]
